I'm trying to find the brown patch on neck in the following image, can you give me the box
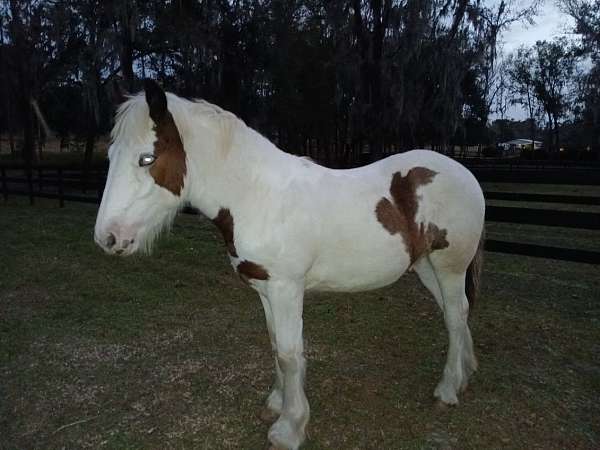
[211,207,270,283]
[375,167,449,264]
[237,260,270,283]
[212,208,238,257]
[150,112,186,195]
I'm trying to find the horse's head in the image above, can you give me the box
[94,80,187,255]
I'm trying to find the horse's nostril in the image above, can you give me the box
[106,233,116,249]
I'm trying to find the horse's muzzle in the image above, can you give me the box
[95,231,136,256]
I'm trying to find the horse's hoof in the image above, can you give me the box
[434,384,459,406]
[434,398,458,413]
[435,399,448,411]
[259,407,280,423]
[434,399,457,411]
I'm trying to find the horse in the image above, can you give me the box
[94,80,485,450]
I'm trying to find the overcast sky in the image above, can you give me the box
[502,1,575,54]
[497,0,576,120]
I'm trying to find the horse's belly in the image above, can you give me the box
[305,243,410,292]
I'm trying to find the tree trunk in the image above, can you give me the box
[10,0,36,164]
[9,131,15,155]
[21,100,35,165]
[83,119,97,193]
[84,120,97,169]
[553,115,560,157]
[369,0,386,161]
[530,121,536,155]
[119,1,136,91]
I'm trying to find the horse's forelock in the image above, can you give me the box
[110,94,150,145]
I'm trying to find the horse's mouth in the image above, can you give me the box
[94,232,138,256]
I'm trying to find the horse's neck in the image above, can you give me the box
[185,122,293,218]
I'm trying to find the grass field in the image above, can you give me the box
[1,199,599,449]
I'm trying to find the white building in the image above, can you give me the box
[499,139,543,151]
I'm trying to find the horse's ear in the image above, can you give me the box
[110,79,128,109]
[144,79,168,124]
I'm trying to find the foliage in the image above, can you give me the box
[507,39,577,153]
[559,0,600,154]
[8,0,596,166]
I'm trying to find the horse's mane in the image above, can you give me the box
[111,92,239,156]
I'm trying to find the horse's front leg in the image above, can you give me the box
[263,279,309,450]
[259,293,284,422]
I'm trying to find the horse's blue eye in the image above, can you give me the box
[139,154,156,167]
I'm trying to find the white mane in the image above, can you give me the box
[110,93,240,157]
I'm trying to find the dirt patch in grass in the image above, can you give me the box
[1,199,599,449]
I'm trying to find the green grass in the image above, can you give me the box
[1,198,599,449]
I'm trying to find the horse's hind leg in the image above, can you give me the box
[414,257,443,310]
[427,263,477,405]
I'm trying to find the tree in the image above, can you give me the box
[560,0,600,156]
[1,0,547,166]
[532,39,576,152]
[470,0,540,125]
[507,46,541,151]
[508,39,576,154]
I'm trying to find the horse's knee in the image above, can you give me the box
[277,352,305,373]
[266,387,283,412]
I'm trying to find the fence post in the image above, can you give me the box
[57,168,64,208]
[38,167,43,192]
[96,167,104,204]
[1,166,7,201]
[26,166,34,205]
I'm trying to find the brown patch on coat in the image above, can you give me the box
[212,208,238,257]
[375,167,449,264]
[149,112,186,195]
[211,208,270,283]
[237,260,270,283]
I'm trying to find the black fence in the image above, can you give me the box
[0,163,107,206]
[1,162,599,265]
[455,157,600,185]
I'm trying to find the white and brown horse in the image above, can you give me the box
[95,80,485,450]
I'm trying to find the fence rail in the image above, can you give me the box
[485,240,599,265]
[1,163,598,264]
[485,206,600,230]
[455,157,600,168]
[485,191,600,205]
[470,168,600,185]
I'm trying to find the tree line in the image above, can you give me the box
[0,0,598,167]
[503,1,599,157]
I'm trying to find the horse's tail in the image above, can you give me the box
[466,228,485,309]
